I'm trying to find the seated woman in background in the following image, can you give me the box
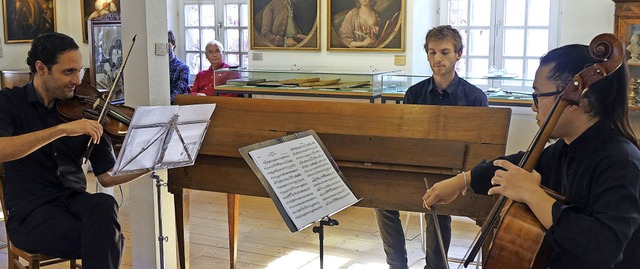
[190,40,240,97]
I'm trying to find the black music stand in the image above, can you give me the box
[239,130,361,268]
[112,104,216,269]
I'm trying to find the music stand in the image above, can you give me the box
[239,130,361,268]
[112,104,216,269]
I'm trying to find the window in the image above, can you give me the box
[441,0,559,92]
[183,0,249,76]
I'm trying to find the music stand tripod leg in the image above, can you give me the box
[151,171,168,269]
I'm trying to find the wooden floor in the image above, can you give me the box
[0,177,482,269]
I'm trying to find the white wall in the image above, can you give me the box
[248,0,437,73]
[559,0,615,45]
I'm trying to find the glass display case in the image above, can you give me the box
[213,68,399,103]
[381,73,534,106]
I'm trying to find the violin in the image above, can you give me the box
[462,33,625,268]
[56,83,134,144]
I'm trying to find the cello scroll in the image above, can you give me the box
[562,33,625,105]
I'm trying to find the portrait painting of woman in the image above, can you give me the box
[329,0,404,51]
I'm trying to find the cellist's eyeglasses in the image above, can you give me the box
[531,90,563,108]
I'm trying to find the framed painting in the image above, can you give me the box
[81,0,121,43]
[88,20,124,104]
[328,0,405,52]
[250,0,320,50]
[2,0,56,43]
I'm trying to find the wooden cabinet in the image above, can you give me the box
[613,0,640,107]
[0,68,91,91]
[0,70,32,89]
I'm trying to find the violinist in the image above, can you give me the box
[0,32,146,269]
[422,43,640,268]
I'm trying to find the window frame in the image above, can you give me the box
[439,0,560,93]
[180,0,249,81]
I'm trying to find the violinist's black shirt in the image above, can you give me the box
[0,83,115,211]
[470,120,640,268]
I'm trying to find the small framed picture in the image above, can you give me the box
[81,0,121,43]
[88,20,124,104]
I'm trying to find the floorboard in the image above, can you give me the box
[0,176,483,269]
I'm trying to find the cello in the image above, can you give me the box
[461,33,626,268]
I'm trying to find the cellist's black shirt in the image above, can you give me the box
[470,120,640,268]
[0,83,115,211]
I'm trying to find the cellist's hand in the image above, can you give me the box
[489,160,544,204]
[489,159,556,228]
[422,174,466,210]
[56,118,103,143]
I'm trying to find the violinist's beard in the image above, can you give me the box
[43,78,75,101]
[52,85,75,100]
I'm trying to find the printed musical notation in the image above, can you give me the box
[248,135,358,231]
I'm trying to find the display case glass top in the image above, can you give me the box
[381,73,534,106]
[213,68,400,97]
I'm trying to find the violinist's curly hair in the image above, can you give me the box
[540,44,638,148]
[26,32,79,73]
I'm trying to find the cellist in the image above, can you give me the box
[423,43,640,268]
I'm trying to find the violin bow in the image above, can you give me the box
[83,34,137,162]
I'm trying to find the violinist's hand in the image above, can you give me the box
[422,175,466,210]
[58,118,103,143]
[488,160,543,204]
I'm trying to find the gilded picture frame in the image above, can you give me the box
[328,0,405,52]
[2,0,56,43]
[250,0,320,50]
[81,0,121,43]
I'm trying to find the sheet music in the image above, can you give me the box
[112,104,215,175]
[248,135,358,230]
[129,106,179,126]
